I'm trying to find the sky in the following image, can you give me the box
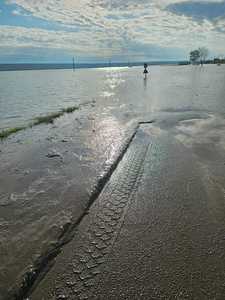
[0,0,225,63]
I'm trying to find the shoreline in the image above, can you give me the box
[0,61,183,72]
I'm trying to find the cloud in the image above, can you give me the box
[0,25,126,57]
[1,0,225,61]
[0,46,76,63]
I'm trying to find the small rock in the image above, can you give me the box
[46,150,63,159]
[61,139,69,143]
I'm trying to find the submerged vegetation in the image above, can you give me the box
[62,106,78,114]
[0,105,79,140]
[33,112,64,125]
[33,106,79,125]
[0,126,26,139]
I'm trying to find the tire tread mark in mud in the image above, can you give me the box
[54,138,150,300]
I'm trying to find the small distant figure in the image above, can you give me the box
[143,63,148,79]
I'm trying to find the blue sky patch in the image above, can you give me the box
[0,1,76,31]
[167,1,225,21]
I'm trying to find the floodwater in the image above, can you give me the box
[1,64,225,298]
[1,65,225,130]
[0,68,106,130]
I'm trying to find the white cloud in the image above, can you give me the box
[12,9,22,15]
[2,0,225,59]
[0,25,126,57]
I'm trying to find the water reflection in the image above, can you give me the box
[143,77,148,90]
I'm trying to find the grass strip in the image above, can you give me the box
[33,106,79,125]
[32,112,63,125]
[0,126,26,139]
[0,105,79,140]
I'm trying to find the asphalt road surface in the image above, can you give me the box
[31,118,225,299]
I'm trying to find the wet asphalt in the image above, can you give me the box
[30,121,225,299]
[1,65,225,299]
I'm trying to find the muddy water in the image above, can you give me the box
[1,65,225,298]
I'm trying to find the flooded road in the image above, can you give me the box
[1,65,225,299]
[31,124,225,300]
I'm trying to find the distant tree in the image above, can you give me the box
[214,55,225,65]
[214,57,221,65]
[198,47,209,65]
[190,50,200,64]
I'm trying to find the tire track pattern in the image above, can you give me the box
[50,135,150,300]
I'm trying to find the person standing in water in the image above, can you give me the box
[143,63,148,79]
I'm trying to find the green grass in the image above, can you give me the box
[0,126,26,139]
[0,105,80,140]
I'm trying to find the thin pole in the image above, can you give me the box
[73,57,75,71]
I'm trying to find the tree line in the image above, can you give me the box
[189,47,225,65]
